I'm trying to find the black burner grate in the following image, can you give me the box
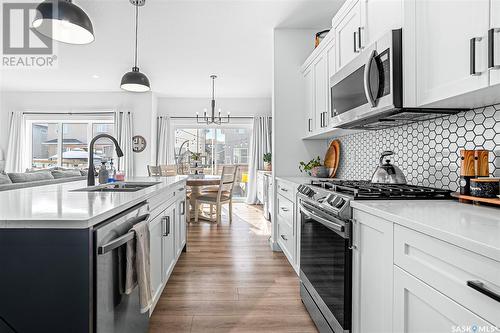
[310,180,452,200]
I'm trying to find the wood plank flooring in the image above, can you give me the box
[149,203,318,333]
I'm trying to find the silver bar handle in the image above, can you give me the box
[363,49,377,107]
[299,203,344,233]
[98,213,150,255]
[488,28,500,69]
[470,37,482,76]
[162,215,170,237]
[181,200,186,215]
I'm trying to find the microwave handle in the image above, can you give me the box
[363,49,378,107]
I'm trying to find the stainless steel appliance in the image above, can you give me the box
[370,150,407,184]
[298,180,451,333]
[329,29,464,130]
[94,201,151,333]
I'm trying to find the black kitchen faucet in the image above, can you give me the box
[87,134,123,186]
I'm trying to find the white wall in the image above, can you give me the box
[157,97,271,117]
[272,29,326,178]
[0,91,155,176]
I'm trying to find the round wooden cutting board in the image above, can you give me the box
[324,140,340,178]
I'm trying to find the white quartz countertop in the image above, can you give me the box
[0,176,187,229]
[351,200,500,262]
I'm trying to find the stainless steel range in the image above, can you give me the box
[298,180,452,333]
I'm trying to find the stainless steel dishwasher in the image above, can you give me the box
[94,201,150,333]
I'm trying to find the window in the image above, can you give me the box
[27,114,114,170]
[174,125,251,199]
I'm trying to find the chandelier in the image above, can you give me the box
[196,75,230,125]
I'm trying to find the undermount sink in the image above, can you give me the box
[72,182,160,192]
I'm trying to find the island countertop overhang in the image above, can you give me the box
[0,176,188,229]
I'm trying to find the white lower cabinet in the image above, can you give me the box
[149,212,165,305]
[161,205,176,282]
[393,266,494,333]
[175,195,187,258]
[353,207,499,333]
[351,209,394,333]
[149,188,187,314]
[150,203,176,310]
[275,179,298,274]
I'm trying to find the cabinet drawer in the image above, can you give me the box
[394,225,500,325]
[394,266,494,333]
[149,190,175,216]
[277,194,294,226]
[276,179,295,202]
[278,216,295,264]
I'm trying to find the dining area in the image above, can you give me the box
[147,164,239,224]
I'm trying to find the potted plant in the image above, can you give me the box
[263,152,272,171]
[299,156,329,178]
[190,152,202,161]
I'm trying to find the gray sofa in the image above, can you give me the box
[0,168,87,192]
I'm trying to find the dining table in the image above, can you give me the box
[186,174,221,221]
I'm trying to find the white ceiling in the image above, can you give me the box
[0,0,344,97]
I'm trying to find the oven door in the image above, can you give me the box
[330,29,401,128]
[299,199,352,333]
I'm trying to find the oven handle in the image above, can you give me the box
[299,203,344,233]
[363,49,378,107]
[98,213,151,255]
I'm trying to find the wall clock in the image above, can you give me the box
[132,135,147,153]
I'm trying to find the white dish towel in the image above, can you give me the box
[125,220,153,313]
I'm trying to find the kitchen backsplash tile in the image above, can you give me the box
[332,104,500,191]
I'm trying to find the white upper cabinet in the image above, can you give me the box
[326,39,336,120]
[335,0,362,71]
[362,0,402,46]
[413,0,490,106]
[313,54,328,129]
[304,68,314,134]
[490,0,500,85]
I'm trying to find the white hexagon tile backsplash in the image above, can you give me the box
[331,105,500,191]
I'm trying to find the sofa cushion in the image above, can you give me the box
[8,171,54,183]
[0,175,85,192]
[51,169,83,179]
[0,171,12,185]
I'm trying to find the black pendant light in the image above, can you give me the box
[32,0,94,45]
[121,0,150,92]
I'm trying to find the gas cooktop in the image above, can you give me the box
[309,179,452,200]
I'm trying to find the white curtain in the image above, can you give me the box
[115,111,134,177]
[5,112,26,173]
[156,116,175,165]
[246,116,272,204]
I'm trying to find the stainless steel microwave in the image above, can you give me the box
[329,29,462,130]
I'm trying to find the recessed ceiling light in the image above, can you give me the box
[92,74,99,79]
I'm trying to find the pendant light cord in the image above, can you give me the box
[134,3,139,68]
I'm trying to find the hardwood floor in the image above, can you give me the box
[149,203,318,333]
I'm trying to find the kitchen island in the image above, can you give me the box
[0,176,188,333]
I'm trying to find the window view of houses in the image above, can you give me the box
[31,121,114,170]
